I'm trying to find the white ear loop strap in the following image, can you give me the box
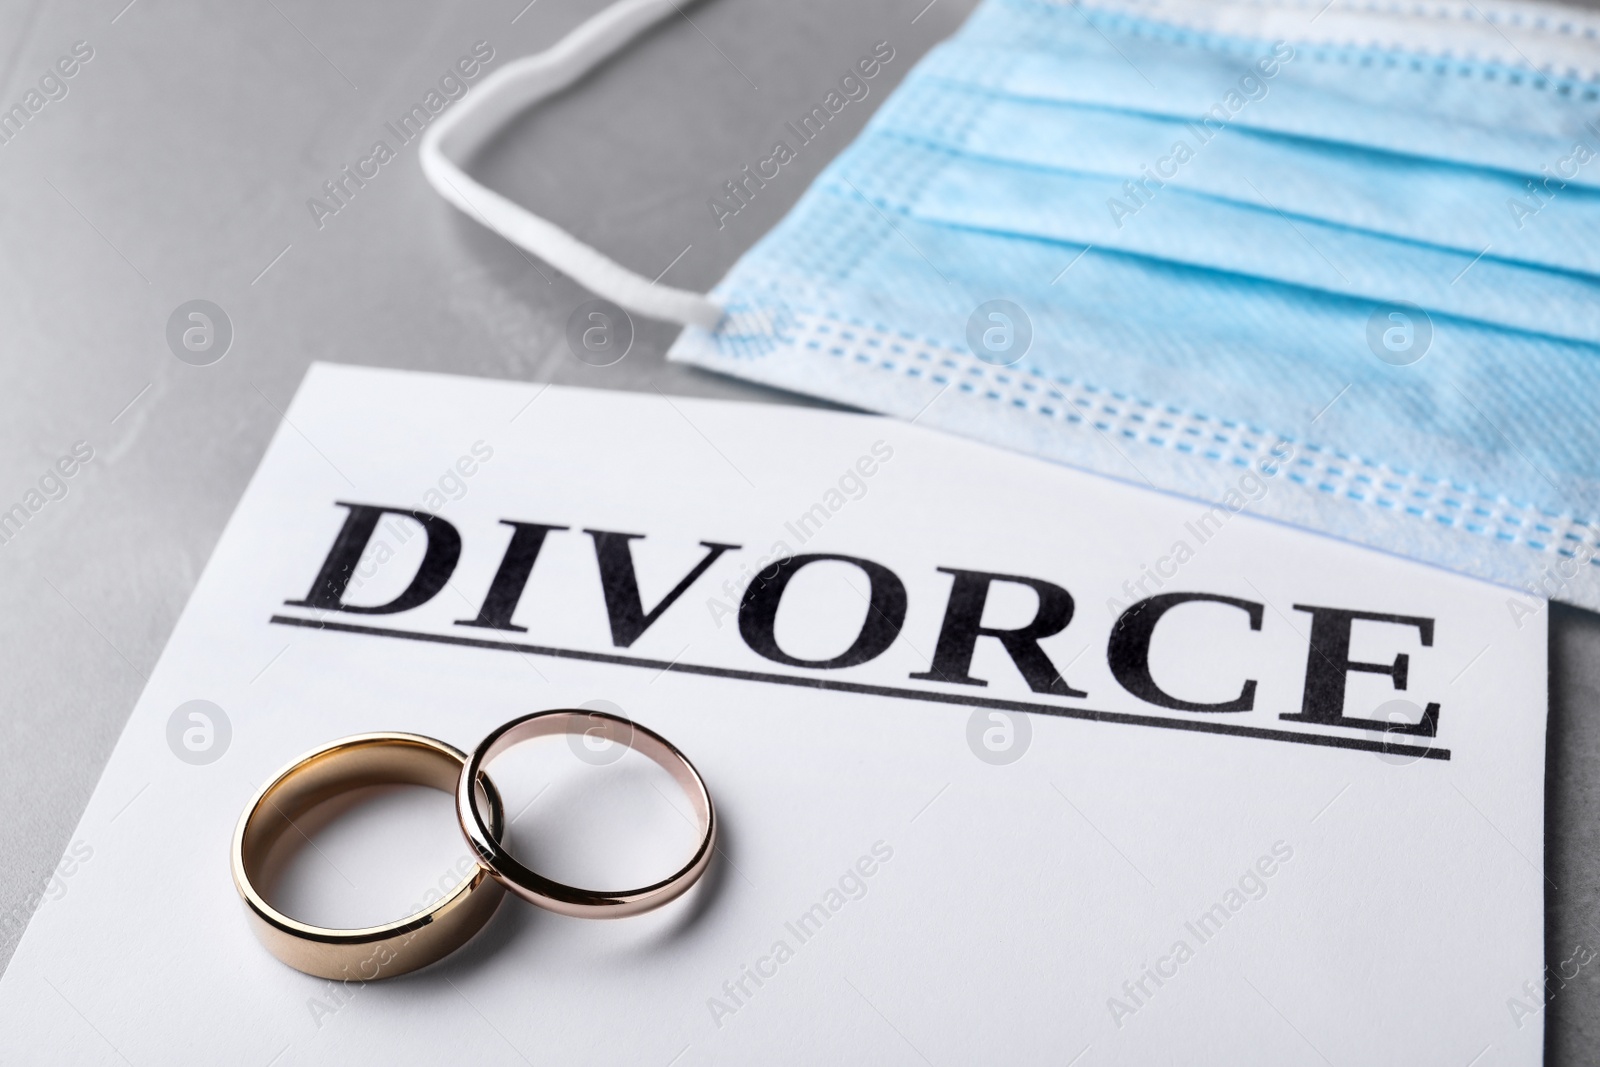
[420,0,725,330]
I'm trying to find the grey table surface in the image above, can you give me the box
[0,0,1595,1059]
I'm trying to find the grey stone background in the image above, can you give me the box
[0,0,1593,1060]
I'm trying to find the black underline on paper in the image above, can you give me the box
[267,615,1452,762]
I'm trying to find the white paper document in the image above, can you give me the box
[0,365,1548,1065]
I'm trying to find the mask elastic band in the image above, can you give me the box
[421,0,725,330]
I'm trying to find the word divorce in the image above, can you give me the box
[281,502,1454,755]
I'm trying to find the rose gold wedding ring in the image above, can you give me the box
[456,709,716,918]
[232,732,506,980]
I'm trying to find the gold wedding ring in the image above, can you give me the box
[232,732,507,980]
[457,709,716,918]
[234,711,715,976]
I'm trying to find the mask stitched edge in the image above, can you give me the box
[720,305,1600,562]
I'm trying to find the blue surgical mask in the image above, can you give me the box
[422,0,1600,612]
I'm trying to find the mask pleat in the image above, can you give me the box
[873,77,1600,277]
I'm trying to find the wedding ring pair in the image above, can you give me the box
[231,709,714,980]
